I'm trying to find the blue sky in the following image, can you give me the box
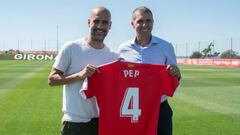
[1,0,240,56]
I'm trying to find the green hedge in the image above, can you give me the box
[0,54,15,60]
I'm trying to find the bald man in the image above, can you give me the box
[48,7,118,135]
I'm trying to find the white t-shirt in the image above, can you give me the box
[53,38,118,122]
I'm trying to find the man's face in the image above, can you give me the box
[131,11,153,36]
[88,10,111,42]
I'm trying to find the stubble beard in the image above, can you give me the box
[91,30,108,42]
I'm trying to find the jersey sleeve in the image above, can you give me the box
[79,62,114,100]
[160,70,179,97]
[80,78,91,99]
[80,75,98,99]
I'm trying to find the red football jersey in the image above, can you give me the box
[80,61,179,135]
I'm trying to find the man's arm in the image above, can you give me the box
[165,43,181,80]
[48,64,100,86]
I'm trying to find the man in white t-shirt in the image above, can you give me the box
[48,7,118,135]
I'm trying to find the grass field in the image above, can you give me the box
[0,60,239,135]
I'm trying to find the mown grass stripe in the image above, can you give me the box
[171,98,240,135]
[0,62,50,96]
[0,62,62,135]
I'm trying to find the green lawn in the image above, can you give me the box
[171,65,240,135]
[0,60,62,135]
[0,60,239,135]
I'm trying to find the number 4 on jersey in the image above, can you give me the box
[120,87,141,123]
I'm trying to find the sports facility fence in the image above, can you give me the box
[0,37,240,58]
[172,37,240,57]
[177,58,240,67]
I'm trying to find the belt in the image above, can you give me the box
[63,118,99,126]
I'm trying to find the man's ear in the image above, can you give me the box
[109,21,112,29]
[131,21,135,28]
[87,19,90,27]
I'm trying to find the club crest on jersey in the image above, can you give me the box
[127,64,135,68]
[123,69,140,78]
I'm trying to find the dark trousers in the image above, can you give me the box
[158,100,173,135]
[61,118,98,135]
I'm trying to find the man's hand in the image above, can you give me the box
[167,65,181,80]
[77,64,100,80]
[48,64,100,86]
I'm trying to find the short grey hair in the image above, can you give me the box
[132,6,153,20]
